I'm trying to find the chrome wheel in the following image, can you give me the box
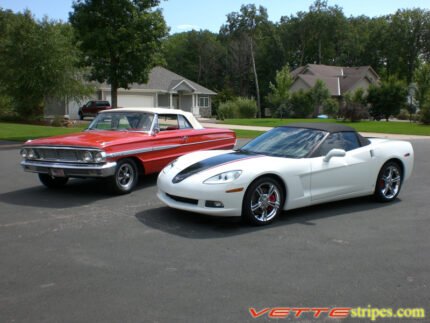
[111,159,138,194]
[374,161,403,202]
[244,177,284,225]
[379,165,401,199]
[117,163,135,190]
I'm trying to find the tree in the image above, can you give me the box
[309,79,330,117]
[70,0,168,108]
[163,30,226,91]
[414,63,430,124]
[220,4,269,117]
[0,9,90,119]
[385,9,430,83]
[414,63,430,109]
[340,88,368,122]
[367,78,407,121]
[267,65,293,118]
[289,90,313,118]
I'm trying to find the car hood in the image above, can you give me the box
[24,130,151,149]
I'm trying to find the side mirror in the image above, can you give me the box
[323,148,346,162]
[150,127,160,136]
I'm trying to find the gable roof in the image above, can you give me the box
[291,64,380,96]
[100,66,216,95]
[130,66,216,95]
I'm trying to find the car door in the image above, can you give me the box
[142,113,187,173]
[310,131,374,203]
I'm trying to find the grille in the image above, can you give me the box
[166,193,198,205]
[35,148,82,162]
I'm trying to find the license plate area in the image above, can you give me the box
[50,168,65,177]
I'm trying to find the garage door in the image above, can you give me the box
[106,94,154,107]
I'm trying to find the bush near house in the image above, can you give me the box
[217,97,257,119]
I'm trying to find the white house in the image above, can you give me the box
[45,66,216,119]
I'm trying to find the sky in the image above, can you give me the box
[1,0,429,33]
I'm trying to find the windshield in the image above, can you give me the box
[239,127,327,158]
[87,112,154,132]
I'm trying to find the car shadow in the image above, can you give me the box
[135,196,399,239]
[0,174,158,208]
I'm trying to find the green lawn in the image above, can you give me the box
[222,118,430,136]
[0,122,86,142]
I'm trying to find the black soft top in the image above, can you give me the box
[283,122,370,146]
[285,122,355,133]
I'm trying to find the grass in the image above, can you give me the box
[0,122,86,142]
[221,118,430,136]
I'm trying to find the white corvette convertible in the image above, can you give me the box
[157,123,414,225]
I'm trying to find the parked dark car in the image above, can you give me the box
[78,100,111,120]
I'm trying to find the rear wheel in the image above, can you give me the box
[242,177,284,226]
[110,159,138,194]
[374,161,403,202]
[38,174,69,188]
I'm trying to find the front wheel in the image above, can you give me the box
[374,161,403,202]
[110,159,138,194]
[38,173,69,188]
[78,111,84,120]
[242,177,284,226]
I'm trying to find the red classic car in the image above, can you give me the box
[20,108,236,194]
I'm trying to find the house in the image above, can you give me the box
[45,66,216,119]
[290,64,380,97]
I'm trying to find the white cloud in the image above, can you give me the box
[176,24,200,31]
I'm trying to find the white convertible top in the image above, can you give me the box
[100,107,203,129]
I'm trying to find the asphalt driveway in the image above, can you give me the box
[0,139,429,322]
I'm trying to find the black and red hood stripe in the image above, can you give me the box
[172,151,262,183]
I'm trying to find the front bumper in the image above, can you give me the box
[21,160,117,178]
[157,170,245,217]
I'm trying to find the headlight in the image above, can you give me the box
[163,158,178,174]
[203,170,242,184]
[94,151,106,163]
[20,148,28,158]
[27,148,35,159]
[82,151,93,162]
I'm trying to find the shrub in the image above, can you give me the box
[323,98,339,118]
[51,115,63,127]
[289,90,313,118]
[218,100,238,119]
[420,103,430,125]
[397,109,409,120]
[217,97,257,119]
[236,97,257,118]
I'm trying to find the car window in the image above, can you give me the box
[178,115,192,129]
[316,131,361,156]
[158,114,179,131]
[239,127,327,158]
[88,112,153,132]
[96,101,109,106]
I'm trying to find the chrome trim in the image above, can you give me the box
[21,160,117,177]
[22,145,102,151]
[105,137,234,158]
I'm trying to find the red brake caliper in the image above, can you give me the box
[268,194,276,211]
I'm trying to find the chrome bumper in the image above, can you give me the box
[21,160,117,178]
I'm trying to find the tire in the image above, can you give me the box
[374,161,403,202]
[78,111,84,120]
[242,177,284,226]
[38,173,69,188]
[110,159,138,194]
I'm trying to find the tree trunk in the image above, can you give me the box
[111,82,118,109]
[250,39,261,118]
